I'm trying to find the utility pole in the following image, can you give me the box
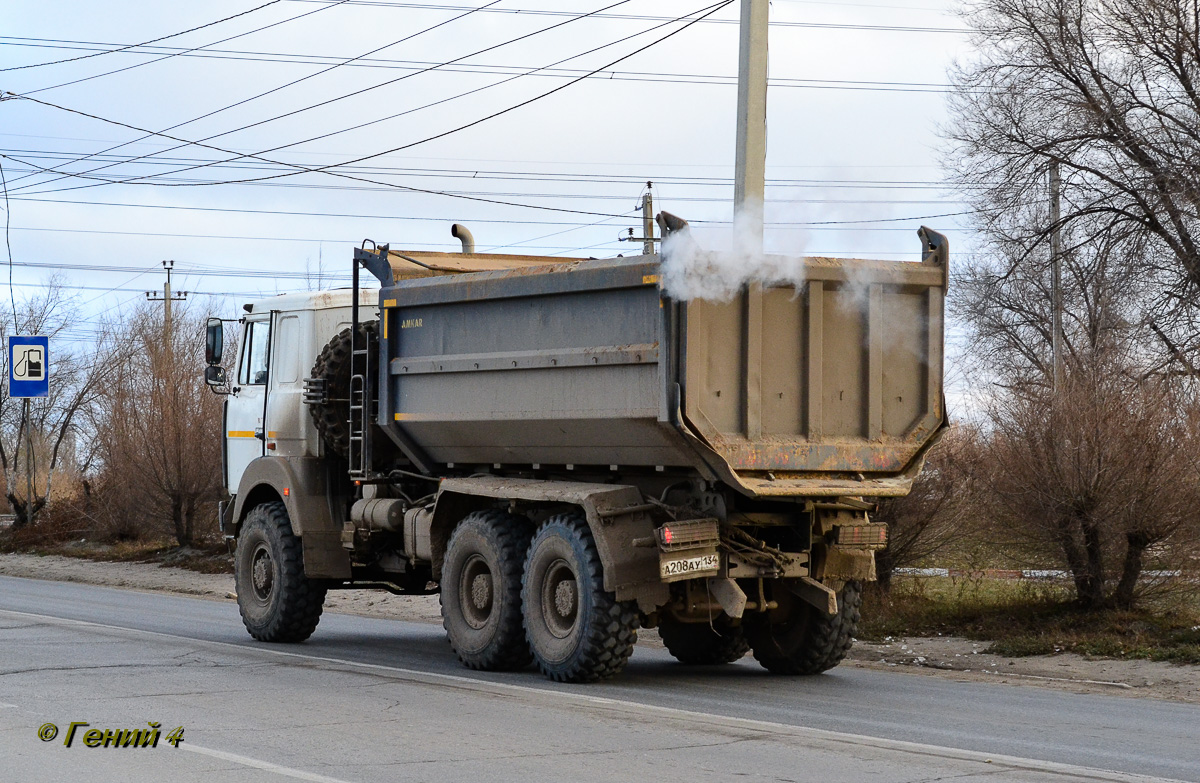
[618,182,660,255]
[146,260,188,339]
[642,186,656,256]
[1049,162,1064,391]
[734,0,769,254]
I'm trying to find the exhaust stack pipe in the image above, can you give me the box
[451,224,475,254]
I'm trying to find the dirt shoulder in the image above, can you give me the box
[1,552,1196,703]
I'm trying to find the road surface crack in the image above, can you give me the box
[0,662,183,677]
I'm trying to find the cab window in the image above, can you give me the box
[239,320,271,386]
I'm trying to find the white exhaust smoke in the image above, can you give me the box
[658,204,808,302]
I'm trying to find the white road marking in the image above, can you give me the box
[0,606,1187,783]
[181,744,357,783]
[0,702,18,708]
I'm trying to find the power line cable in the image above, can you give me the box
[0,2,659,215]
[6,193,972,225]
[9,1,499,192]
[7,193,633,225]
[0,37,964,93]
[2,146,976,188]
[0,0,286,72]
[2,165,963,203]
[21,2,350,97]
[3,225,635,252]
[1,157,16,325]
[82,0,739,191]
[96,0,729,188]
[279,1,967,33]
[1,160,971,209]
[0,4,729,217]
[10,0,646,196]
[0,111,630,217]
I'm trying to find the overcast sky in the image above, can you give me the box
[0,0,976,347]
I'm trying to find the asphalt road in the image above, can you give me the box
[0,575,1196,783]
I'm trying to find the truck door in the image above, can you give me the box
[226,316,271,494]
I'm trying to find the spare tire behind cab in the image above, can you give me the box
[308,321,380,458]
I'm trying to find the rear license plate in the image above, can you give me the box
[660,552,720,580]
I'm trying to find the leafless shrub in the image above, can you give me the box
[91,303,224,546]
[873,426,985,588]
[980,362,1200,609]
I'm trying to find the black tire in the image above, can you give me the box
[744,580,862,675]
[440,510,533,671]
[659,618,750,665]
[308,321,378,458]
[522,513,639,683]
[235,502,327,642]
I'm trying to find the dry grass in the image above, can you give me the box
[861,575,1200,664]
[0,531,232,575]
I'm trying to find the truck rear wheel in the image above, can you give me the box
[441,510,533,671]
[744,580,862,675]
[659,618,749,665]
[235,502,327,642]
[522,513,639,683]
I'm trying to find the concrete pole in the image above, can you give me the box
[163,259,174,339]
[642,186,655,256]
[1050,161,1064,391]
[734,0,768,255]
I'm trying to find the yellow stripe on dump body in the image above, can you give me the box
[227,431,257,438]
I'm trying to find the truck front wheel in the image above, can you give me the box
[235,502,327,642]
[744,580,862,675]
[441,510,533,671]
[522,513,639,683]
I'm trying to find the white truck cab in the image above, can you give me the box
[222,289,378,495]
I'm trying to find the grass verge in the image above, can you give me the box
[0,530,233,575]
[861,575,1200,664]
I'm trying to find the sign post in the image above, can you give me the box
[9,336,49,398]
[8,335,49,525]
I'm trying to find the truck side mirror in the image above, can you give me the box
[205,318,224,365]
[204,365,227,387]
[202,365,225,386]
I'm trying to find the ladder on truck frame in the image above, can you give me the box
[348,254,371,480]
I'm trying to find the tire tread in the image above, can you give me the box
[750,581,862,675]
[523,513,639,683]
[441,509,533,671]
[659,620,750,665]
[236,501,326,643]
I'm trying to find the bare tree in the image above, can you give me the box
[93,302,224,546]
[948,0,1200,357]
[872,426,983,588]
[0,285,114,528]
[942,0,1200,607]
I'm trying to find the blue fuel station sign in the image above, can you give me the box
[9,335,49,398]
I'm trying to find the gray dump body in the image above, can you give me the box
[376,238,947,499]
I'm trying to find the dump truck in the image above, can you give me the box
[204,216,949,683]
